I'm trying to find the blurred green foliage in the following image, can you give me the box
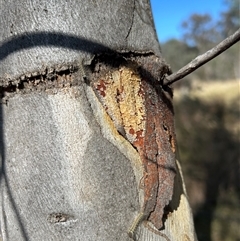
[161,0,239,83]
[163,1,240,240]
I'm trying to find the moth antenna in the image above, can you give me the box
[79,58,88,81]
[128,212,146,240]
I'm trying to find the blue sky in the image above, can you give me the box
[150,0,227,43]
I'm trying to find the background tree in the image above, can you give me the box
[160,39,198,85]
[162,0,239,81]
[219,0,239,37]
[158,0,240,240]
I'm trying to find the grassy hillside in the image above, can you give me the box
[173,79,240,241]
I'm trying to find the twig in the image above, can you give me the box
[163,28,240,86]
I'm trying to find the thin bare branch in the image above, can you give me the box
[163,28,240,86]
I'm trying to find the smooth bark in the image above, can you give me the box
[0,0,197,240]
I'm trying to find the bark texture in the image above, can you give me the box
[0,0,197,240]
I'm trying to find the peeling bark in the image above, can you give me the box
[90,53,176,234]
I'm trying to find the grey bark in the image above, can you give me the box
[0,0,196,240]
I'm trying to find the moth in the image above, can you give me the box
[90,54,177,240]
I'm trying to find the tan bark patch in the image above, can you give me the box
[91,54,176,235]
[93,63,146,146]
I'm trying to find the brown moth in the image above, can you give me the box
[90,54,177,239]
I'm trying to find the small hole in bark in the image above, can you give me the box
[47,213,72,223]
[163,124,168,131]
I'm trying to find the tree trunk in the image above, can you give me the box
[0,0,197,240]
